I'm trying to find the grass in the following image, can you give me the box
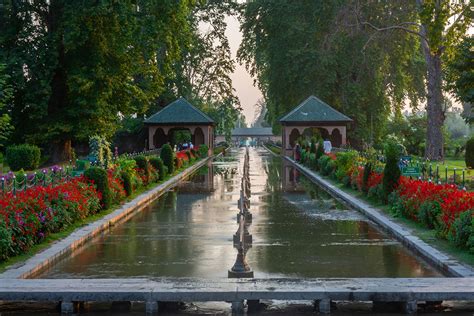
[264,143,281,155]
[0,157,205,273]
[319,173,474,268]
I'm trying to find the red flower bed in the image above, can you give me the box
[0,177,101,259]
[367,172,383,190]
[396,177,474,227]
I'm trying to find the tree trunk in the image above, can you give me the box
[417,12,445,161]
[50,139,73,163]
[424,52,445,161]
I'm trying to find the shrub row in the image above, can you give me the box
[0,148,205,262]
[296,143,474,254]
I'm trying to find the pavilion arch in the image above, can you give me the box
[193,127,205,146]
[153,128,167,148]
[289,128,300,148]
[279,95,352,156]
[331,128,342,147]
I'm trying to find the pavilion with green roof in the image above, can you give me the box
[280,95,352,156]
[144,98,214,154]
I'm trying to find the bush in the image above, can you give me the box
[315,140,324,160]
[465,137,474,168]
[0,219,12,261]
[382,140,401,199]
[362,162,372,194]
[149,156,166,180]
[368,183,384,201]
[325,159,336,177]
[117,158,137,175]
[318,155,331,175]
[6,144,41,171]
[418,200,442,229]
[75,159,90,171]
[335,151,358,181]
[160,144,175,174]
[310,141,316,154]
[448,210,473,249]
[133,155,150,183]
[198,144,209,157]
[120,170,133,196]
[84,167,111,209]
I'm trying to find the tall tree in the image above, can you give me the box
[161,0,242,140]
[1,0,196,161]
[354,0,471,159]
[0,63,13,149]
[238,1,425,147]
[446,36,473,124]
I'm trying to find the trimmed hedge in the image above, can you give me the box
[160,144,175,174]
[133,155,150,183]
[465,137,474,168]
[120,170,133,196]
[382,141,401,198]
[84,167,111,210]
[149,156,166,180]
[198,144,209,157]
[6,144,41,171]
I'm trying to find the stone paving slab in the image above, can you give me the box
[0,158,212,280]
[0,278,472,302]
[284,156,474,277]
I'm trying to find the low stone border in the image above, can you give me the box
[262,144,280,157]
[284,156,474,277]
[0,157,213,280]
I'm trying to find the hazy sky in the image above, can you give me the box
[225,15,263,125]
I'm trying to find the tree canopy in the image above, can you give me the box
[0,0,241,160]
[238,0,426,147]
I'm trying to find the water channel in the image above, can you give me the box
[39,147,438,279]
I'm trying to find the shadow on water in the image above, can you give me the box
[37,147,439,279]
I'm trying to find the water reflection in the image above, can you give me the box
[38,147,440,278]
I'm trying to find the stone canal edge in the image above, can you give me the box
[0,156,214,280]
[282,154,474,277]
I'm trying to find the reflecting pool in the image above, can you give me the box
[38,147,439,278]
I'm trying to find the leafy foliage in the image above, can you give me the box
[149,157,166,180]
[446,37,474,123]
[84,167,111,210]
[120,170,133,197]
[6,144,41,171]
[160,144,175,174]
[238,1,424,145]
[133,155,150,184]
[89,136,112,168]
[382,140,401,198]
[1,1,242,159]
[0,64,13,149]
[465,137,474,169]
[198,144,209,158]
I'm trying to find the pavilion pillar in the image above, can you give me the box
[148,126,157,150]
[340,126,347,145]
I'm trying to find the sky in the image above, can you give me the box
[225,15,263,125]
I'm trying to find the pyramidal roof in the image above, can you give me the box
[280,95,352,123]
[144,98,214,125]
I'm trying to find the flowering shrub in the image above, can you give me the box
[0,150,203,262]
[107,170,126,204]
[297,148,474,253]
[0,178,101,260]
